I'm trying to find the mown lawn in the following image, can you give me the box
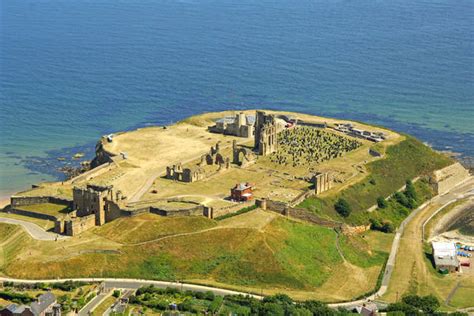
[16,203,71,217]
[299,137,452,225]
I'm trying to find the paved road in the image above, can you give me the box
[0,277,262,300]
[0,217,67,241]
[78,292,110,316]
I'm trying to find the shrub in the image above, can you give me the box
[377,196,388,209]
[334,198,351,217]
[381,222,395,233]
[0,291,34,304]
[370,219,394,233]
[112,290,121,298]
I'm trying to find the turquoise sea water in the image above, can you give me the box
[1,0,473,197]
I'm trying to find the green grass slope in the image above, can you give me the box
[3,215,384,299]
[93,213,217,244]
[299,137,452,225]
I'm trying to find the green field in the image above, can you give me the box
[299,137,452,225]
[16,203,71,217]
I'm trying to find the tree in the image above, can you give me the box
[260,302,285,316]
[112,290,121,298]
[404,180,417,201]
[386,302,419,315]
[377,196,388,209]
[402,294,440,314]
[335,198,351,217]
[301,300,336,316]
[394,192,410,208]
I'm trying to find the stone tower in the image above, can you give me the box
[254,111,277,156]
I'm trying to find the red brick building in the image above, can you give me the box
[230,183,253,201]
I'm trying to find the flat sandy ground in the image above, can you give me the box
[10,110,402,207]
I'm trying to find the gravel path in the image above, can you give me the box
[0,217,66,241]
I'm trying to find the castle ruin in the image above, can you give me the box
[208,112,255,138]
[54,184,123,236]
[254,111,278,156]
[166,142,230,183]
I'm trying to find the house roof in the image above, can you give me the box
[5,304,30,314]
[234,183,252,191]
[31,292,56,316]
[432,242,457,257]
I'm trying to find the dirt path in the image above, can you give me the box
[445,281,461,306]
[334,229,346,262]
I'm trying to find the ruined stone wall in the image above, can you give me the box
[265,199,288,213]
[287,208,340,228]
[314,173,332,195]
[289,190,315,207]
[10,196,73,208]
[150,205,204,217]
[341,224,371,235]
[430,162,469,195]
[105,200,123,223]
[64,214,96,236]
[212,201,254,218]
[8,208,58,221]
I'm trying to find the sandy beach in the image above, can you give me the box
[0,197,11,209]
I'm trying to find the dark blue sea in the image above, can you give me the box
[1,0,473,197]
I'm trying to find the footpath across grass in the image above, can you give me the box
[299,137,452,225]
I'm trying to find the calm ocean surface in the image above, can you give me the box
[1,0,473,197]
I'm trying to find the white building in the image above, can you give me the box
[432,242,459,272]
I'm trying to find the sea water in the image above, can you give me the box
[1,0,473,197]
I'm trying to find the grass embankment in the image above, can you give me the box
[93,213,217,244]
[1,211,386,301]
[0,224,31,269]
[299,137,452,225]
